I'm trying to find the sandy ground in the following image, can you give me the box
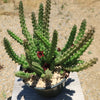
[0,0,100,100]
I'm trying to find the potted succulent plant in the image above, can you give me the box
[3,0,98,97]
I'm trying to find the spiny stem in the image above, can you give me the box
[64,58,98,72]
[7,30,23,45]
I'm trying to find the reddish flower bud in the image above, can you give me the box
[57,48,61,51]
[37,51,44,58]
[42,63,49,71]
[71,44,74,47]
[43,67,47,71]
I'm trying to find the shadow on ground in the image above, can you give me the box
[12,78,75,100]
[7,96,12,100]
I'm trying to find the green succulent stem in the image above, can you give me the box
[55,27,94,65]
[19,1,37,53]
[3,38,29,69]
[47,30,58,64]
[31,62,44,76]
[31,12,37,35]
[43,0,51,39]
[23,40,39,65]
[35,30,59,56]
[74,19,86,44]
[35,30,50,48]
[41,69,52,81]
[15,71,36,79]
[64,58,98,72]
[66,38,93,64]
[7,30,23,45]
[62,25,77,53]
[19,1,30,39]
[38,3,44,31]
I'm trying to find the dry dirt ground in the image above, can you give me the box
[0,0,100,100]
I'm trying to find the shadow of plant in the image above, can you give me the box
[7,96,12,100]
[17,78,75,100]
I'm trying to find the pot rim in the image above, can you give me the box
[33,77,67,90]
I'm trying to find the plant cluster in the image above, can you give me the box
[3,0,98,82]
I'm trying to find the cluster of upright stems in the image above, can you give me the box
[3,0,97,80]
